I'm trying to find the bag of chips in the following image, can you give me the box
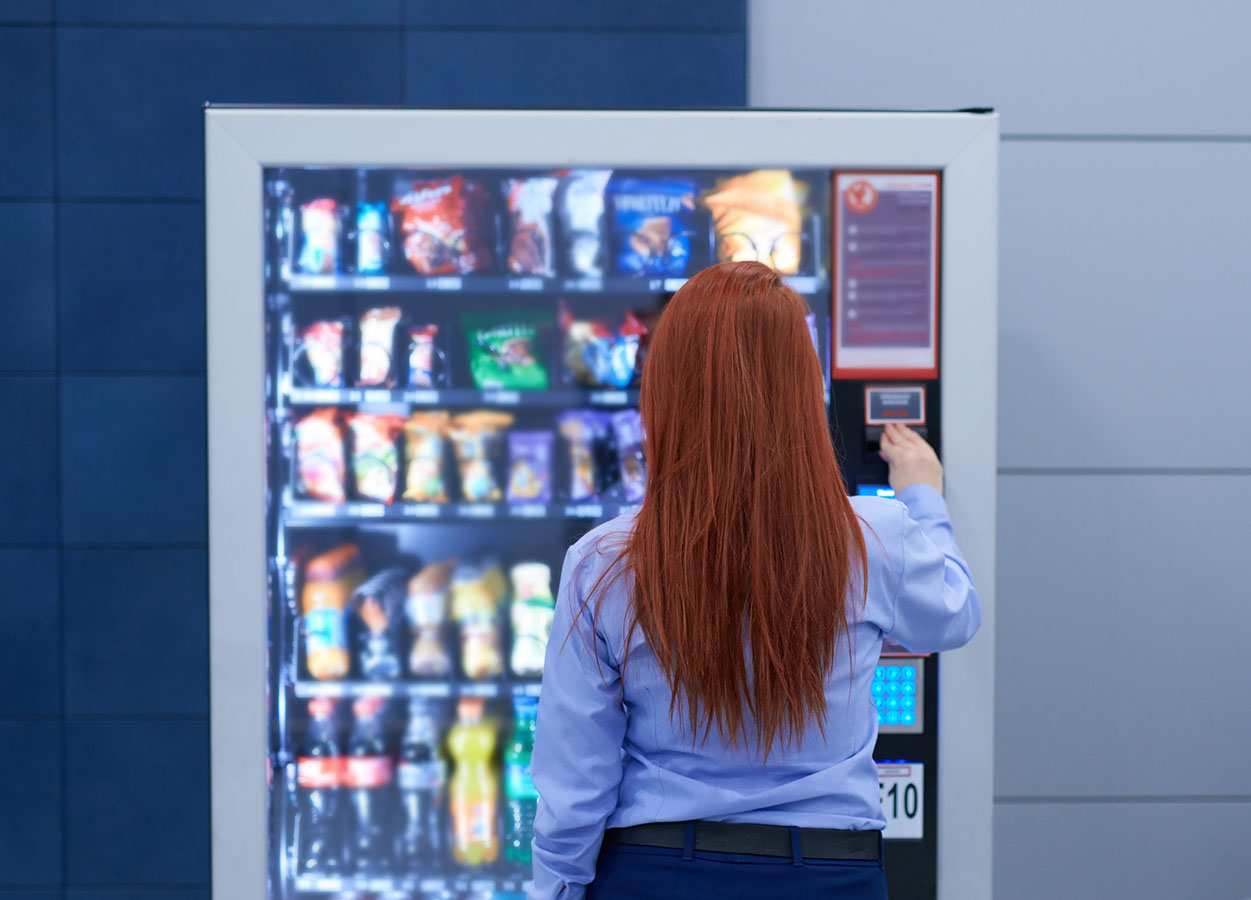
[297,198,341,274]
[407,324,442,388]
[297,320,345,388]
[558,411,607,501]
[402,411,449,503]
[700,169,804,275]
[464,314,550,391]
[348,413,403,503]
[558,301,646,389]
[295,409,346,503]
[449,411,514,502]
[607,177,696,276]
[507,431,554,504]
[391,175,493,275]
[558,169,612,277]
[504,177,558,275]
[358,307,401,388]
[611,409,646,502]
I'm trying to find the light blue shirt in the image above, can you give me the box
[528,485,980,899]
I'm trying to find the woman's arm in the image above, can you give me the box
[528,544,628,900]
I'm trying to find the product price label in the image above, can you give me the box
[297,756,344,788]
[397,759,445,791]
[304,608,347,657]
[877,762,923,840]
[345,756,394,788]
[506,761,537,799]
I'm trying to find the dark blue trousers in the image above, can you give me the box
[588,825,888,899]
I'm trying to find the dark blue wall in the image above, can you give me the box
[0,3,745,897]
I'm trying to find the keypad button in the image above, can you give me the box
[902,665,916,680]
[871,681,885,696]
[901,682,915,696]
[886,682,900,695]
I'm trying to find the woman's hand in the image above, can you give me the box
[878,422,944,495]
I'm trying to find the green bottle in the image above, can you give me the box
[503,696,539,866]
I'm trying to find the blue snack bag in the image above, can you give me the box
[608,177,696,276]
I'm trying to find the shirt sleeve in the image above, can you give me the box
[527,544,627,900]
[885,484,982,653]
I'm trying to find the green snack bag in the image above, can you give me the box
[463,313,551,391]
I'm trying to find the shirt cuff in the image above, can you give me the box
[895,483,948,519]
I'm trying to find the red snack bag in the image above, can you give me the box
[391,175,493,275]
[296,409,347,503]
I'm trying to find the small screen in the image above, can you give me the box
[857,484,896,498]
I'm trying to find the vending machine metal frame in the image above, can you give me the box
[206,107,998,900]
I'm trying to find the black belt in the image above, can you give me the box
[604,821,881,861]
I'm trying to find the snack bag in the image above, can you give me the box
[450,560,508,680]
[297,198,341,274]
[559,301,646,389]
[301,544,364,681]
[358,307,401,387]
[295,409,346,503]
[607,177,696,276]
[701,169,804,275]
[559,169,612,277]
[354,202,390,274]
[407,324,441,388]
[611,409,647,502]
[406,559,456,677]
[449,411,514,502]
[297,320,344,388]
[507,431,553,504]
[464,315,550,391]
[348,413,403,503]
[503,177,558,275]
[391,175,493,275]
[402,411,449,503]
[509,562,555,678]
[351,567,409,680]
[557,411,605,501]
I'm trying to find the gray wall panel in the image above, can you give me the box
[749,0,1251,135]
[995,801,1251,900]
[999,141,1251,469]
[996,474,1251,797]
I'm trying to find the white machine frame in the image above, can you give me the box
[205,107,998,900]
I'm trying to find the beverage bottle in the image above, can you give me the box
[447,696,499,865]
[406,560,456,677]
[296,697,345,875]
[509,563,555,677]
[396,699,446,868]
[503,696,539,868]
[345,697,394,875]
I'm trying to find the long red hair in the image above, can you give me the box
[601,260,866,758]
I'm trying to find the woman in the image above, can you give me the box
[528,261,980,899]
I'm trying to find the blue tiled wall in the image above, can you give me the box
[0,3,745,896]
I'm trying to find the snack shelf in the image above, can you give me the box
[284,499,635,525]
[286,386,638,409]
[293,873,529,896]
[285,273,823,297]
[291,680,542,700]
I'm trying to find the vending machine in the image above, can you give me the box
[206,108,998,900]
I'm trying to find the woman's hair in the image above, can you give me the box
[602,260,867,758]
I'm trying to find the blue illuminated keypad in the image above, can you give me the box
[873,659,923,733]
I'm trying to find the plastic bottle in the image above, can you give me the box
[503,696,539,867]
[509,563,555,677]
[447,696,499,865]
[396,698,445,868]
[345,697,394,875]
[296,697,344,875]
